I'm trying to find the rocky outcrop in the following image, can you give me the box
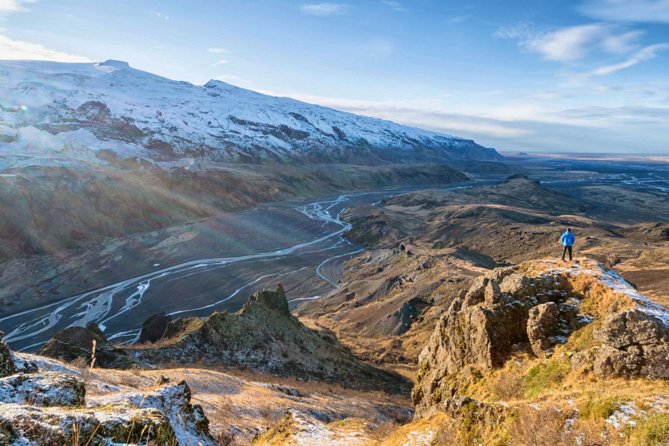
[527,302,560,357]
[38,322,133,368]
[0,334,215,445]
[593,309,669,379]
[139,312,172,343]
[133,286,411,394]
[415,268,579,383]
[94,380,212,445]
[0,372,85,406]
[412,267,576,416]
[527,301,579,358]
[412,260,669,417]
[0,332,16,377]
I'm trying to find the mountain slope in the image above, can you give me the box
[129,286,411,393]
[0,59,499,168]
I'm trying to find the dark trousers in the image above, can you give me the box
[562,245,573,261]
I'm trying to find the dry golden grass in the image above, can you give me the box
[76,364,411,444]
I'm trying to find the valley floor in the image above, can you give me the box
[1,155,668,445]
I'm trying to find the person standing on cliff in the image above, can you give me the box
[560,228,575,262]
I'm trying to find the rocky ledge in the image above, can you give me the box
[412,259,669,417]
[0,334,214,445]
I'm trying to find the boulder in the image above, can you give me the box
[570,347,599,372]
[593,310,669,379]
[89,381,215,444]
[527,302,560,357]
[499,273,533,297]
[484,279,503,305]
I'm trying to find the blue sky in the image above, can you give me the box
[1,0,668,153]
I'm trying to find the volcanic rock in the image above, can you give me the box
[132,286,410,393]
[412,260,669,418]
[593,309,669,379]
[139,312,172,343]
[0,333,16,377]
[38,322,133,368]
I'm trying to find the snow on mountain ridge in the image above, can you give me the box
[0,59,500,167]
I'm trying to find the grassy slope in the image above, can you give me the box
[369,261,669,446]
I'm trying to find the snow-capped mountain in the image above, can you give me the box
[0,60,499,169]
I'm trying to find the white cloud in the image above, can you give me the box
[590,43,669,75]
[0,0,35,13]
[381,1,407,12]
[212,59,229,66]
[0,33,91,62]
[497,23,641,62]
[207,47,229,54]
[251,87,669,152]
[254,90,530,138]
[300,3,348,16]
[580,0,669,23]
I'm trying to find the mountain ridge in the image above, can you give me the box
[0,59,500,169]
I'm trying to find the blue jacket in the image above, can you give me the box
[561,231,575,247]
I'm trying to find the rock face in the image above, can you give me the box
[527,302,561,357]
[97,380,212,445]
[0,334,215,445]
[38,322,133,368]
[139,312,172,343]
[0,372,85,406]
[412,260,669,417]
[593,309,669,379]
[415,268,578,380]
[0,332,16,377]
[134,286,411,394]
[412,267,581,416]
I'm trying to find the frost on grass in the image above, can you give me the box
[0,334,215,445]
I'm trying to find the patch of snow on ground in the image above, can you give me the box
[401,425,436,446]
[535,259,669,328]
[606,402,638,429]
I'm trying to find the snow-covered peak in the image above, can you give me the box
[98,59,130,69]
[0,59,500,169]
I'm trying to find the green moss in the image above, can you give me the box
[565,323,597,352]
[628,413,669,446]
[578,395,620,420]
[415,361,428,383]
[455,401,481,446]
[521,359,571,399]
